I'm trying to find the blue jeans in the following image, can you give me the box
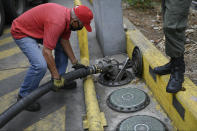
[14,37,68,97]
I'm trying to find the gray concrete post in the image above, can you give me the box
[93,0,126,56]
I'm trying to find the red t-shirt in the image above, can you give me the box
[11,3,71,50]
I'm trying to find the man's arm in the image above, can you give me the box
[42,46,60,79]
[60,39,78,65]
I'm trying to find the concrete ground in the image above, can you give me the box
[94,54,173,131]
[0,0,173,130]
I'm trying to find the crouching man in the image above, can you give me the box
[11,3,93,111]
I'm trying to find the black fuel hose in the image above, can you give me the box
[0,67,97,128]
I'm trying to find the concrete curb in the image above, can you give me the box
[124,17,197,130]
[74,0,107,131]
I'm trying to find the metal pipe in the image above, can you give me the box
[74,0,107,130]
[84,76,106,130]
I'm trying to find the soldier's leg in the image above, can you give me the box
[164,1,191,57]
[165,0,192,93]
[154,0,192,93]
[153,0,173,75]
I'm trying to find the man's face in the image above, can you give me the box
[70,19,83,31]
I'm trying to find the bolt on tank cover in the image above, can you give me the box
[117,115,166,131]
[107,88,149,112]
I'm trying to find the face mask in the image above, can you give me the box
[69,21,83,31]
[70,25,83,31]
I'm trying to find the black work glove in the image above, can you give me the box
[51,77,65,92]
[72,61,87,70]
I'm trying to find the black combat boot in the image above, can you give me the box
[166,56,185,93]
[153,59,173,75]
[17,95,41,112]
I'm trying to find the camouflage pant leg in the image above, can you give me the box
[162,0,192,58]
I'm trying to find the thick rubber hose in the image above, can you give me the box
[63,68,91,82]
[0,68,92,128]
[0,81,52,128]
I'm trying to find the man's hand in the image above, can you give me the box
[72,61,87,70]
[52,77,65,91]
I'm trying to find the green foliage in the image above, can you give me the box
[123,0,153,8]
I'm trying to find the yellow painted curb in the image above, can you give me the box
[74,0,107,130]
[124,17,197,130]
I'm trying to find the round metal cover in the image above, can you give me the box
[132,47,143,78]
[98,70,133,87]
[117,115,166,131]
[107,88,149,112]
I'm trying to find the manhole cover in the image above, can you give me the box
[132,47,143,78]
[107,88,149,112]
[117,115,166,131]
[98,70,133,87]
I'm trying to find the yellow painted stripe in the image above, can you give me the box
[0,68,26,81]
[25,106,66,131]
[0,47,21,60]
[0,89,19,114]
[0,37,14,46]
[124,17,197,130]
[0,61,29,81]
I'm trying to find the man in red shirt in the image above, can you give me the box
[11,3,93,112]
